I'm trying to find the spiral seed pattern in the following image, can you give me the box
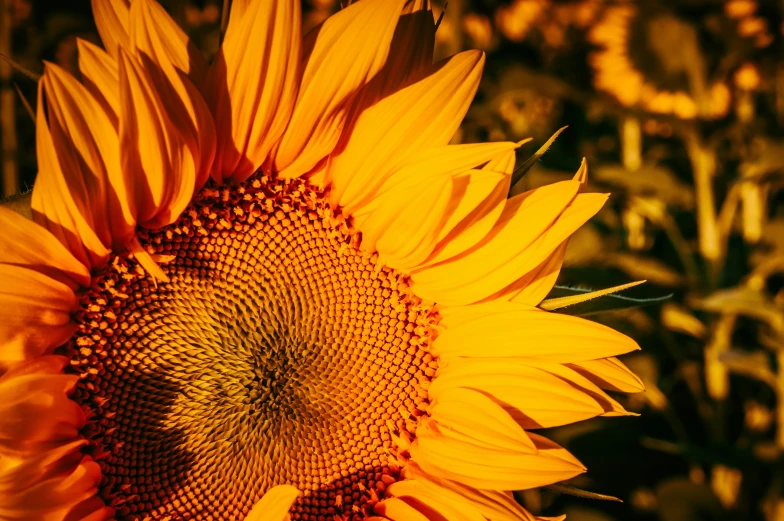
[63,175,439,521]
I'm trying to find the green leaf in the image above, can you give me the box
[541,283,672,316]
[509,126,567,196]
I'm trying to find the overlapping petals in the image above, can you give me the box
[0,210,109,519]
[274,0,405,178]
[3,0,646,520]
[205,0,301,183]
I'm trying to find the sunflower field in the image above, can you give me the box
[0,1,782,521]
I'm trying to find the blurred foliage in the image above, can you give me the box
[2,0,784,520]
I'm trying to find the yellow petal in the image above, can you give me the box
[274,0,406,178]
[118,49,198,229]
[91,0,129,59]
[31,103,109,269]
[0,265,79,366]
[329,50,484,210]
[349,142,516,217]
[128,0,215,187]
[428,358,630,429]
[0,206,90,288]
[206,0,301,184]
[77,39,120,129]
[350,0,436,113]
[410,420,585,490]
[411,180,586,305]
[428,387,536,453]
[39,63,134,256]
[493,240,567,305]
[0,454,105,519]
[374,497,432,521]
[0,439,86,491]
[488,159,587,304]
[568,357,645,393]
[0,357,84,448]
[423,148,519,265]
[379,0,435,93]
[435,301,640,362]
[403,464,537,521]
[359,172,454,271]
[128,0,207,84]
[245,485,300,521]
[386,481,486,521]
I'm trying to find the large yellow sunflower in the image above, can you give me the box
[0,0,644,520]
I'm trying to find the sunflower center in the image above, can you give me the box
[64,174,439,521]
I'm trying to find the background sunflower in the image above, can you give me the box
[1,0,783,521]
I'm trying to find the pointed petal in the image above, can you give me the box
[274,0,406,178]
[403,464,537,521]
[245,485,300,521]
[128,0,215,186]
[410,180,580,305]
[91,0,129,59]
[0,266,79,366]
[490,159,588,304]
[359,173,454,271]
[423,149,518,265]
[384,481,486,521]
[206,0,301,184]
[0,439,86,491]
[0,206,90,288]
[428,358,631,429]
[118,49,198,229]
[31,105,109,269]
[410,419,585,490]
[568,357,645,393]
[349,142,516,218]
[494,240,567,305]
[434,301,640,362]
[77,39,120,129]
[329,50,484,211]
[0,357,84,448]
[0,455,105,520]
[38,63,134,257]
[411,187,607,306]
[374,497,431,521]
[377,0,435,94]
[128,0,207,84]
[428,387,536,453]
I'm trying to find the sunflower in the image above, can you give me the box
[588,3,730,120]
[0,0,644,520]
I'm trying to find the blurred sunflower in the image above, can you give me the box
[0,0,644,520]
[588,3,730,120]
[495,0,601,47]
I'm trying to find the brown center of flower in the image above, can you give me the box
[63,175,439,521]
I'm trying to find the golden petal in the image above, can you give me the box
[245,485,300,521]
[91,0,129,59]
[274,0,405,178]
[128,0,215,186]
[117,49,198,229]
[410,180,589,305]
[206,0,301,183]
[77,39,120,129]
[329,50,485,210]
[435,301,640,362]
[409,422,585,490]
